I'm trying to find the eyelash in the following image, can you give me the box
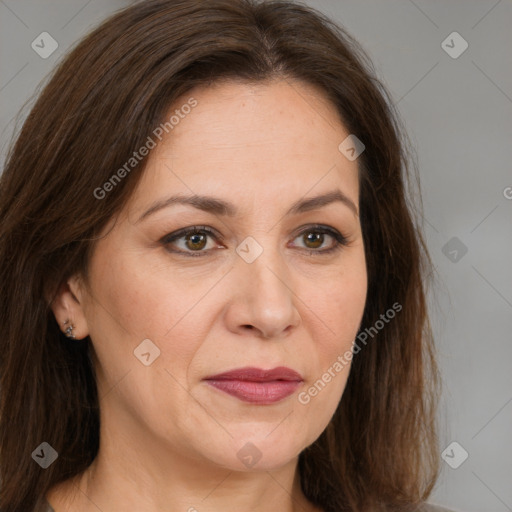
[160,224,348,258]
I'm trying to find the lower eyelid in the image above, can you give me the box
[162,226,347,255]
[164,230,219,253]
[292,231,342,249]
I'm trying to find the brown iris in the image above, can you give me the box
[185,232,208,251]
[303,231,324,249]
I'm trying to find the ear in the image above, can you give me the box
[49,274,89,340]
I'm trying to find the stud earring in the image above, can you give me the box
[63,319,76,339]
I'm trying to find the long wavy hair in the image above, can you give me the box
[0,1,441,511]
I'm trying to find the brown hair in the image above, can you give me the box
[0,1,441,511]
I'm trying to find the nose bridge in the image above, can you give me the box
[234,232,299,337]
[246,247,289,301]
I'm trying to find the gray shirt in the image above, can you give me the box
[417,505,457,512]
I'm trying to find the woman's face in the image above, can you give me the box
[62,79,367,471]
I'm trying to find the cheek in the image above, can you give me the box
[299,274,365,433]
[297,352,352,444]
[86,250,216,374]
[298,257,366,428]
[306,258,367,351]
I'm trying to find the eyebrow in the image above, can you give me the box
[136,189,358,223]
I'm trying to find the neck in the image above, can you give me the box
[47,438,321,512]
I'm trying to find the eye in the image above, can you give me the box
[161,226,221,257]
[161,224,348,257]
[290,224,348,255]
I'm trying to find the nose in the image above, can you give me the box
[223,242,301,339]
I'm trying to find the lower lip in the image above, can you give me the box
[205,379,302,404]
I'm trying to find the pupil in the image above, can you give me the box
[306,232,323,248]
[188,233,206,250]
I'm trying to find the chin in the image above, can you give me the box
[202,428,309,472]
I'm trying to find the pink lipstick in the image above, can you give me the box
[203,366,303,404]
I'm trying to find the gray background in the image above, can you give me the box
[1,1,511,511]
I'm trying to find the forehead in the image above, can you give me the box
[163,78,348,156]
[126,79,360,218]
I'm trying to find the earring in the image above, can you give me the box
[63,319,76,339]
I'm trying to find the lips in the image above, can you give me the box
[203,366,303,404]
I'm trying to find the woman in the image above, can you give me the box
[0,0,450,511]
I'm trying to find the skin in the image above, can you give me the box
[48,79,367,512]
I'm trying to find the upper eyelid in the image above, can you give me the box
[162,225,221,243]
[162,224,345,248]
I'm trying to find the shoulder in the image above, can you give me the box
[415,503,460,512]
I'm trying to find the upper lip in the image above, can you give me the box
[204,366,303,382]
